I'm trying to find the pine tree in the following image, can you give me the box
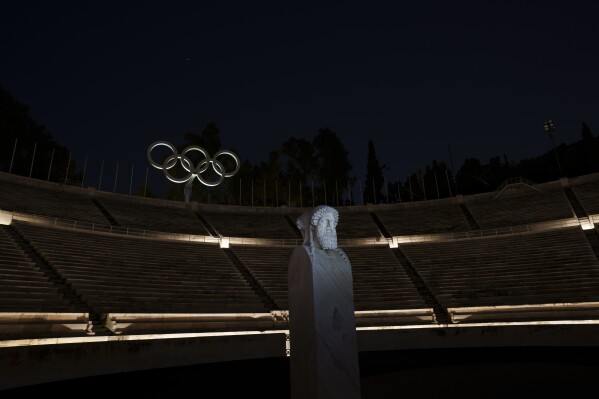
[363,140,384,204]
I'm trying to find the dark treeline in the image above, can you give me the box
[2,83,598,206]
[0,85,77,184]
[162,123,354,206]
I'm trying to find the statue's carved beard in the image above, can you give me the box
[317,225,338,250]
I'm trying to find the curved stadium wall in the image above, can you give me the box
[2,171,599,395]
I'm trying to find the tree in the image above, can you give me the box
[423,160,454,200]
[183,122,221,155]
[363,140,384,204]
[281,137,316,182]
[313,128,353,206]
[251,150,283,206]
[0,84,73,182]
[456,158,487,195]
[281,137,316,206]
[581,122,593,141]
[577,122,598,175]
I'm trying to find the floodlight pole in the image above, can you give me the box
[29,143,37,178]
[48,149,55,181]
[544,120,564,178]
[9,138,17,174]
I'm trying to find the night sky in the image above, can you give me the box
[2,1,598,197]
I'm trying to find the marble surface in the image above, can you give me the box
[288,245,361,398]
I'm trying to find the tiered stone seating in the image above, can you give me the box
[571,181,599,215]
[342,246,428,311]
[97,196,208,235]
[201,211,298,239]
[0,174,106,224]
[13,222,267,314]
[374,200,471,235]
[464,188,574,229]
[0,225,77,313]
[229,245,294,310]
[336,210,382,239]
[399,227,599,309]
[231,245,428,313]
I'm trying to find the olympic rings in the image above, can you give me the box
[147,141,240,187]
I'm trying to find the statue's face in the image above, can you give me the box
[316,212,337,250]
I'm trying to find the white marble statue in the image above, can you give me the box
[295,204,349,256]
[288,205,361,399]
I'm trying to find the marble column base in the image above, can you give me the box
[288,246,361,399]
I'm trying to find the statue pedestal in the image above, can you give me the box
[288,246,361,399]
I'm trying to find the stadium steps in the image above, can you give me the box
[200,211,299,239]
[229,244,433,317]
[399,227,599,308]
[564,187,589,219]
[342,246,432,313]
[572,180,599,215]
[229,245,293,310]
[222,248,280,311]
[583,229,599,261]
[390,246,452,324]
[195,211,220,236]
[4,224,112,335]
[92,199,121,227]
[95,196,207,235]
[196,213,281,310]
[369,212,392,238]
[13,221,267,314]
[459,203,481,230]
[562,187,599,259]
[284,214,303,238]
[374,202,472,236]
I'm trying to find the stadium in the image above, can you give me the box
[2,169,599,397]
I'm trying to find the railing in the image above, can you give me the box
[495,176,539,192]
[5,210,220,244]
[493,177,541,199]
[1,208,595,248]
[394,217,583,244]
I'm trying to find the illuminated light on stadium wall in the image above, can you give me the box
[0,210,13,225]
[580,217,595,230]
[219,237,230,248]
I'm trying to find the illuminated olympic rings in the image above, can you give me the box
[147,141,240,187]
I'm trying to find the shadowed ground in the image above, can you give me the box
[5,346,599,398]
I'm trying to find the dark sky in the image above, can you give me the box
[2,1,598,198]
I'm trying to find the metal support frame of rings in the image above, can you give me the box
[147,141,240,187]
